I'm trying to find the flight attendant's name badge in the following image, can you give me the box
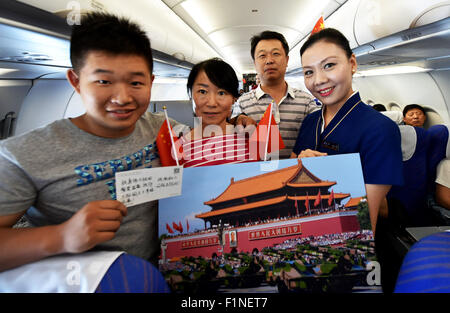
[322,140,339,152]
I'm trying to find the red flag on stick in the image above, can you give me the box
[172,222,180,232]
[311,16,325,35]
[314,190,322,207]
[186,219,190,233]
[166,223,174,234]
[305,193,310,214]
[156,107,182,166]
[249,102,285,160]
[328,189,335,207]
[178,221,183,233]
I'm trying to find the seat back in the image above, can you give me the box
[395,231,450,293]
[381,110,403,125]
[387,125,431,226]
[426,124,450,192]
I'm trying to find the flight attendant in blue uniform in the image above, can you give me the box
[292,28,404,294]
[291,28,403,234]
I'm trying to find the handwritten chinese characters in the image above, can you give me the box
[115,166,183,207]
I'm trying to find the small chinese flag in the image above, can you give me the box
[314,189,322,207]
[166,223,174,234]
[328,189,335,207]
[305,194,310,214]
[172,221,180,232]
[311,16,325,35]
[186,219,190,233]
[178,221,183,233]
[249,102,285,160]
[156,119,181,166]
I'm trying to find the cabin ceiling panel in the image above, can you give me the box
[14,0,449,76]
[164,0,341,74]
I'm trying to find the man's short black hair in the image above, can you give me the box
[403,104,426,117]
[187,58,239,99]
[300,28,352,58]
[250,31,289,61]
[70,12,153,74]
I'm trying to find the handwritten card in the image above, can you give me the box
[115,166,183,207]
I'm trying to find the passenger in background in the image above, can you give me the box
[0,12,170,292]
[231,31,318,159]
[372,104,387,112]
[402,104,427,127]
[180,58,256,167]
[290,28,404,294]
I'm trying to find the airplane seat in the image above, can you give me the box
[379,125,431,293]
[427,124,449,189]
[387,125,432,227]
[394,231,450,293]
[14,79,74,136]
[426,124,450,224]
[380,110,403,125]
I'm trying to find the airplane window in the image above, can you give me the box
[388,102,402,112]
[423,107,444,128]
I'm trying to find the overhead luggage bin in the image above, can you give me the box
[16,0,221,65]
[354,0,450,46]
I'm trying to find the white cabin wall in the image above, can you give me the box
[428,69,450,120]
[0,80,32,119]
[352,71,450,125]
[284,77,310,96]
[151,82,189,102]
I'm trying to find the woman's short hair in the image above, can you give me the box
[300,28,352,58]
[187,58,239,99]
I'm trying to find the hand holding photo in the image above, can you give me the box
[158,154,378,293]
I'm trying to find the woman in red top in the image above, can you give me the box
[180,58,256,167]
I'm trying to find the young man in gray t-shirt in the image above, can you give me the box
[0,13,177,273]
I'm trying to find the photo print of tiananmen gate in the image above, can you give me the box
[158,154,379,293]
